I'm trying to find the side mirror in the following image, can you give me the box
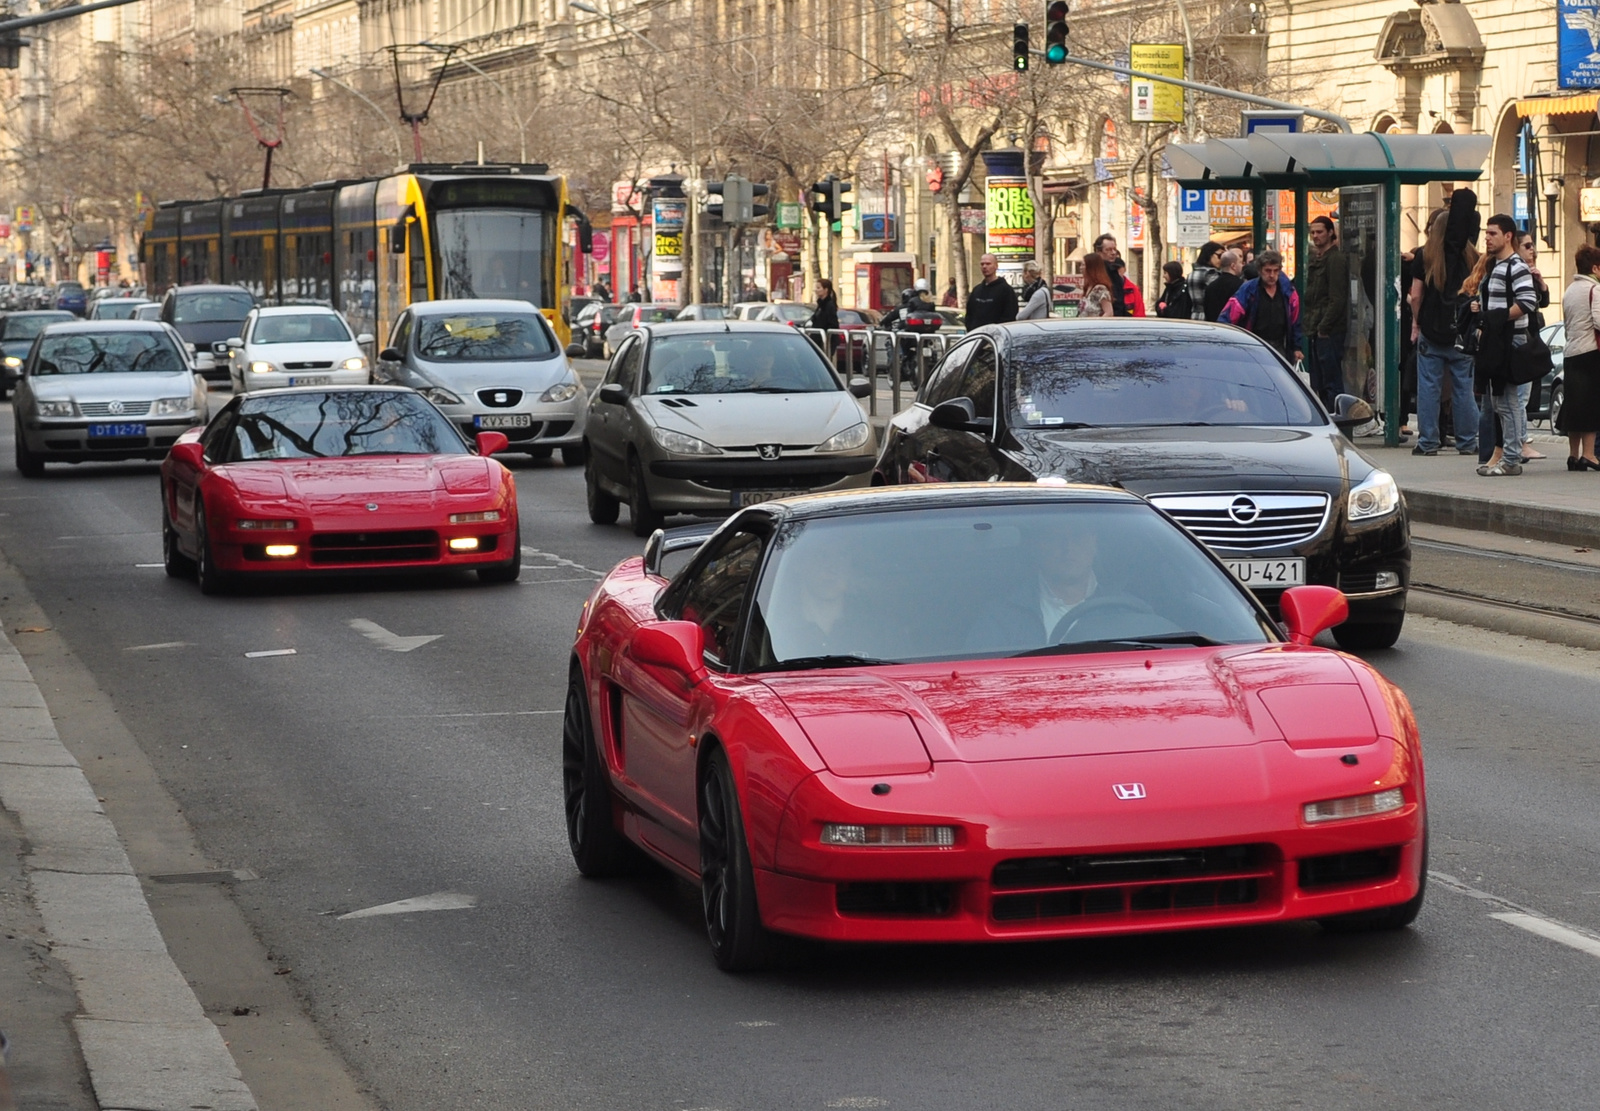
[598,382,628,405]
[225,337,243,349]
[565,342,587,359]
[167,441,204,470]
[630,621,707,684]
[187,342,199,354]
[356,333,375,346]
[928,396,993,433]
[379,347,402,363]
[211,341,231,355]
[1279,585,1349,646]
[475,431,509,457]
[848,376,872,399]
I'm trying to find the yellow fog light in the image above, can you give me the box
[263,544,299,558]
[448,537,481,551]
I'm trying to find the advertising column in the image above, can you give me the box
[981,149,1034,285]
[651,197,685,304]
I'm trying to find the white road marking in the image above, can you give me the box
[337,891,478,920]
[56,532,160,539]
[520,577,599,585]
[124,641,191,651]
[1490,913,1600,960]
[244,648,297,658]
[133,562,165,568]
[1432,870,1600,962]
[736,1020,778,1027]
[522,546,604,578]
[348,618,442,653]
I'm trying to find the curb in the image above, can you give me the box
[1404,488,1600,549]
[0,629,259,1111]
[1408,590,1600,652]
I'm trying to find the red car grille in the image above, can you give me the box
[989,844,1277,924]
[309,530,439,565]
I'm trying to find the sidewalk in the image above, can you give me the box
[1354,432,1600,547]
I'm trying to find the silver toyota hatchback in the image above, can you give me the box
[374,299,586,463]
[12,320,207,476]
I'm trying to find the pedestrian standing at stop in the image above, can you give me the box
[965,252,1018,329]
[1218,249,1303,365]
[941,277,959,307]
[1302,216,1350,411]
[1462,213,1537,477]
[1017,261,1051,320]
[1205,249,1244,322]
[1408,203,1479,457]
[1187,242,1223,320]
[1514,232,1549,460]
[1559,245,1600,470]
[808,278,839,332]
[1156,261,1189,318]
[1094,235,1145,317]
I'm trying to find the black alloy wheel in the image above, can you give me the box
[193,504,230,596]
[585,452,620,524]
[1331,613,1405,652]
[477,525,522,583]
[699,747,776,972]
[160,485,193,578]
[13,420,43,478]
[561,666,633,876]
[628,454,664,538]
[1320,828,1427,932]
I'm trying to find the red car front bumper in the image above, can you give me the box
[210,516,517,574]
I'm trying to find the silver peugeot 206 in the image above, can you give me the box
[12,320,208,477]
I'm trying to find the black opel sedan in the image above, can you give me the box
[874,319,1409,650]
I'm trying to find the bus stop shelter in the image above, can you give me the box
[1165,132,1492,446]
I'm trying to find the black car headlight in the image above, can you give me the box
[1347,470,1399,522]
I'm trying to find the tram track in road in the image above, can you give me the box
[1408,535,1600,648]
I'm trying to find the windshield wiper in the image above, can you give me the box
[1011,633,1225,657]
[1026,420,1096,429]
[728,386,802,393]
[760,654,893,672]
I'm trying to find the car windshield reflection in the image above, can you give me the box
[644,333,838,395]
[749,502,1272,669]
[253,313,352,344]
[34,332,186,375]
[227,391,470,460]
[416,313,554,361]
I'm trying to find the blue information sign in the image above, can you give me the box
[1560,0,1600,88]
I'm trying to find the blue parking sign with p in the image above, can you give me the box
[1181,189,1207,214]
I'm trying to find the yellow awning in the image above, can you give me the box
[1517,93,1600,118]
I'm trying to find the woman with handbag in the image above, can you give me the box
[1559,245,1600,470]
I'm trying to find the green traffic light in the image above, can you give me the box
[1046,43,1067,63]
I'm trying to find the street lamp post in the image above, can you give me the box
[310,67,406,165]
[422,43,527,164]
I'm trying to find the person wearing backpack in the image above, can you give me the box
[1407,199,1480,457]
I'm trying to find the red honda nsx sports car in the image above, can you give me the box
[564,484,1426,970]
[160,386,521,593]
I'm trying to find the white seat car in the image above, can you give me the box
[226,306,374,394]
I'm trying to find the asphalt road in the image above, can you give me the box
[3,399,1600,1110]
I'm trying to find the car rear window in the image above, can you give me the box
[253,313,353,344]
[1008,333,1324,428]
[643,332,838,394]
[34,331,185,374]
[6,313,73,339]
[415,312,554,360]
[227,391,470,460]
[93,302,149,320]
[172,291,256,324]
[638,306,678,324]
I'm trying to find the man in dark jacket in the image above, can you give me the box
[965,253,1018,328]
[1205,249,1244,323]
[1302,216,1351,410]
[1219,249,1303,363]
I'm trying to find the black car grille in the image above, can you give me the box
[283,361,334,370]
[477,388,525,407]
[1149,493,1331,551]
[309,530,438,565]
[836,882,957,917]
[85,437,148,451]
[1298,847,1402,890]
[80,400,152,417]
[990,844,1275,924]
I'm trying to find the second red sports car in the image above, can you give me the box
[564,483,1426,970]
[160,385,520,593]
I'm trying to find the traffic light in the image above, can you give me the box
[1044,0,1069,64]
[1012,23,1029,72]
[705,178,726,223]
[809,175,853,223]
[747,181,770,222]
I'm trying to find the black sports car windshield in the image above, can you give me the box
[748,502,1272,669]
[226,391,471,460]
[1008,334,1324,428]
[416,313,554,361]
[644,332,838,395]
[34,332,185,374]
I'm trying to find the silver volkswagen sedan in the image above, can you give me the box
[583,321,876,536]
[13,320,208,476]
[374,299,586,463]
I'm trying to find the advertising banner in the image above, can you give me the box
[1129,44,1184,124]
[959,203,986,236]
[651,199,685,274]
[775,202,802,230]
[1209,189,1254,228]
[1560,0,1600,88]
[985,177,1035,258]
[15,205,33,233]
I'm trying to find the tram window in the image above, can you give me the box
[433,208,555,307]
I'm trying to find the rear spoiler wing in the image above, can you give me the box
[642,521,721,577]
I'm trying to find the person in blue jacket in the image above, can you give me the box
[1218,248,1304,366]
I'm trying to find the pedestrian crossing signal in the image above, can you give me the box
[1012,23,1029,72]
[1045,1,1069,64]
